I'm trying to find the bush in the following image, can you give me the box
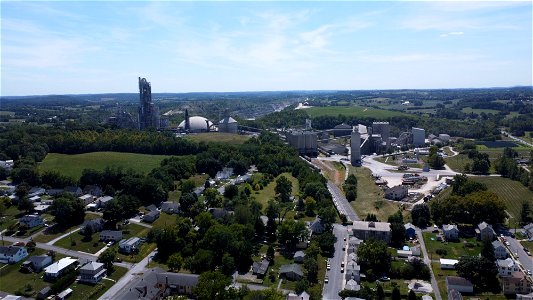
[436,249,447,256]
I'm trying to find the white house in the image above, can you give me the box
[79,261,106,284]
[119,237,142,254]
[44,257,78,280]
[443,224,459,240]
[440,258,459,270]
[385,185,408,200]
[0,246,28,264]
[19,215,44,228]
[78,194,95,206]
[24,255,53,272]
[497,258,520,277]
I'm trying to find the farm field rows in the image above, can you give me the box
[39,152,172,180]
[470,176,533,223]
[306,105,412,119]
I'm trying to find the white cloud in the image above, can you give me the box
[440,31,464,37]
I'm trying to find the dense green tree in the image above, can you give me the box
[376,284,385,300]
[224,184,239,199]
[303,256,318,283]
[357,239,391,278]
[480,239,496,262]
[278,220,308,249]
[167,253,183,272]
[408,289,417,300]
[428,146,445,170]
[98,248,116,274]
[390,222,406,248]
[316,231,337,253]
[520,201,532,225]
[275,175,292,202]
[50,195,85,227]
[456,256,500,292]
[451,174,487,196]
[195,270,232,300]
[391,286,401,300]
[411,204,430,228]
[17,197,34,213]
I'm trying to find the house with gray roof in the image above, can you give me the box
[19,215,44,228]
[143,210,160,223]
[293,251,305,263]
[97,196,114,208]
[404,223,416,239]
[443,224,459,241]
[117,268,199,299]
[23,255,52,272]
[279,264,304,281]
[0,246,28,264]
[492,240,508,259]
[79,261,106,284]
[352,221,391,243]
[476,221,495,241]
[161,201,180,214]
[309,217,325,234]
[81,218,105,234]
[252,259,270,278]
[119,237,142,254]
[100,230,123,242]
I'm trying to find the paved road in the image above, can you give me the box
[416,229,442,300]
[502,130,533,148]
[323,224,349,300]
[100,249,157,300]
[327,182,359,222]
[507,237,533,276]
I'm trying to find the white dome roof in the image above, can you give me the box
[178,116,213,131]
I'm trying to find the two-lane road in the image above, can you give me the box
[322,224,349,300]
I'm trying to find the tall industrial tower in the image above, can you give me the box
[138,77,160,130]
[350,126,361,166]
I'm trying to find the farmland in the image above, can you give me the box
[39,152,172,180]
[471,176,533,225]
[306,105,412,119]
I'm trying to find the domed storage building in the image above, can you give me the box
[218,116,238,133]
[178,116,213,133]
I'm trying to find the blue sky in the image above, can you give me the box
[1,1,531,96]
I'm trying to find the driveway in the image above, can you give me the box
[416,229,442,300]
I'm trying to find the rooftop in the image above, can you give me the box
[352,221,391,232]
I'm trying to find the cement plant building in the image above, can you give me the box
[138,77,160,130]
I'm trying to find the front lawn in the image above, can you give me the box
[0,249,49,297]
[422,232,482,259]
[32,213,100,244]
[69,266,128,299]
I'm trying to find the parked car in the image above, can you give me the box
[324,276,329,283]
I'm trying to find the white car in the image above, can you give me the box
[107,241,114,247]
[527,270,532,275]
[327,264,331,270]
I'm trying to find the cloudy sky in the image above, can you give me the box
[1,1,531,96]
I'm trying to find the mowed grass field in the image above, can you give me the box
[187,132,250,144]
[306,105,411,119]
[349,166,403,222]
[252,172,299,213]
[39,152,171,180]
[471,176,533,224]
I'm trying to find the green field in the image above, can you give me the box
[306,105,411,119]
[471,176,533,225]
[461,107,500,114]
[252,173,299,213]
[349,166,403,222]
[39,152,171,180]
[422,232,482,259]
[187,132,250,144]
[444,154,473,173]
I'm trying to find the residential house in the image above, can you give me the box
[440,259,459,270]
[36,287,52,300]
[100,230,123,242]
[348,252,357,262]
[83,185,102,197]
[252,259,270,278]
[497,258,520,277]
[293,251,305,263]
[385,185,408,200]
[524,223,533,239]
[161,201,179,214]
[345,261,360,281]
[56,288,73,300]
[0,159,14,170]
[347,236,362,254]
[410,246,421,257]
[501,272,533,295]
[404,223,417,239]
[309,217,325,234]
[79,261,106,284]
[33,203,50,214]
[97,196,114,208]
[286,291,311,300]
[448,289,463,300]
[493,240,509,259]
[279,264,304,281]
[446,276,474,293]
[517,292,533,300]
[143,210,160,223]
[81,218,105,234]
[28,187,45,198]
[22,255,52,272]
[29,195,41,203]
[44,257,78,280]
[0,246,28,264]
[208,207,234,220]
[19,215,44,228]
[352,221,391,243]
[145,204,158,212]
[117,268,199,299]
[443,224,459,241]
[119,237,142,254]
[64,186,82,196]
[345,279,361,291]
[78,194,95,206]
[476,221,495,241]
[47,189,63,196]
